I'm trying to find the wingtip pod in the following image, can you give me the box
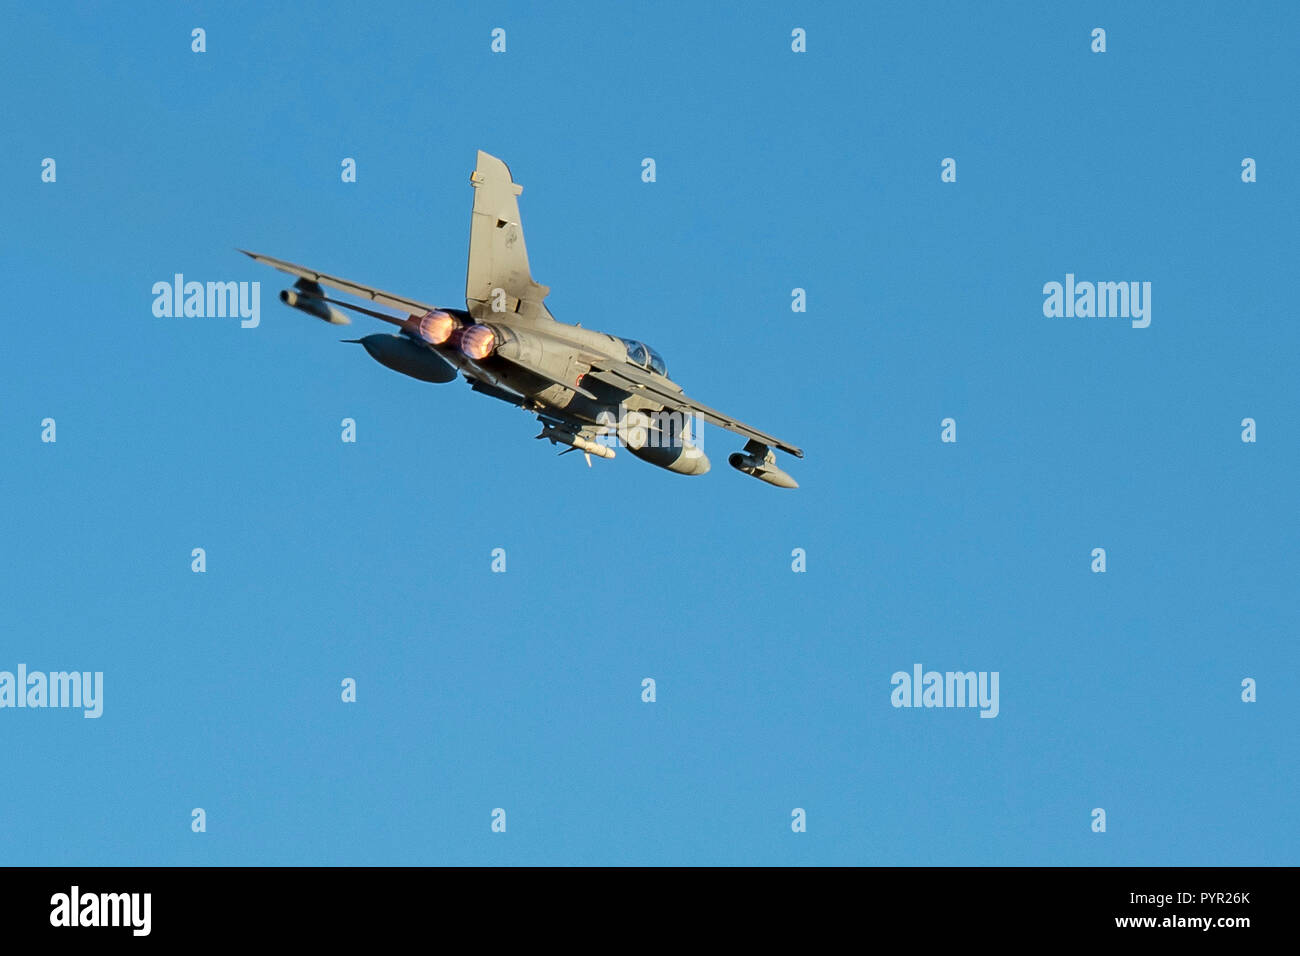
[728,449,799,489]
[279,279,351,325]
[770,468,800,489]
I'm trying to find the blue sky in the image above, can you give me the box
[1,1,1296,865]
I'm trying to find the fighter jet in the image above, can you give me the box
[241,150,803,487]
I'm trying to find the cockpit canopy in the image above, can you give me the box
[617,337,667,377]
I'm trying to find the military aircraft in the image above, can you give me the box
[241,151,803,487]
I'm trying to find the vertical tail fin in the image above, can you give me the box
[465,151,552,322]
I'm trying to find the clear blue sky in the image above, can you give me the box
[2,1,1296,865]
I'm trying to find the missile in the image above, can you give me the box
[279,279,350,325]
[728,449,798,488]
[535,424,615,459]
[570,435,615,459]
[347,334,458,384]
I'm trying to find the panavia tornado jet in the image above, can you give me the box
[241,150,803,487]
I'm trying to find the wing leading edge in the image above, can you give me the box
[582,361,804,459]
[238,250,437,317]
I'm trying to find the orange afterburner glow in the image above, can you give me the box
[460,324,497,360]
[415,310,456,345]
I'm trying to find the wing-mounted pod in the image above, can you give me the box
[728,439,799,489]
[280,278,350,325]
[622,410,710,476]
